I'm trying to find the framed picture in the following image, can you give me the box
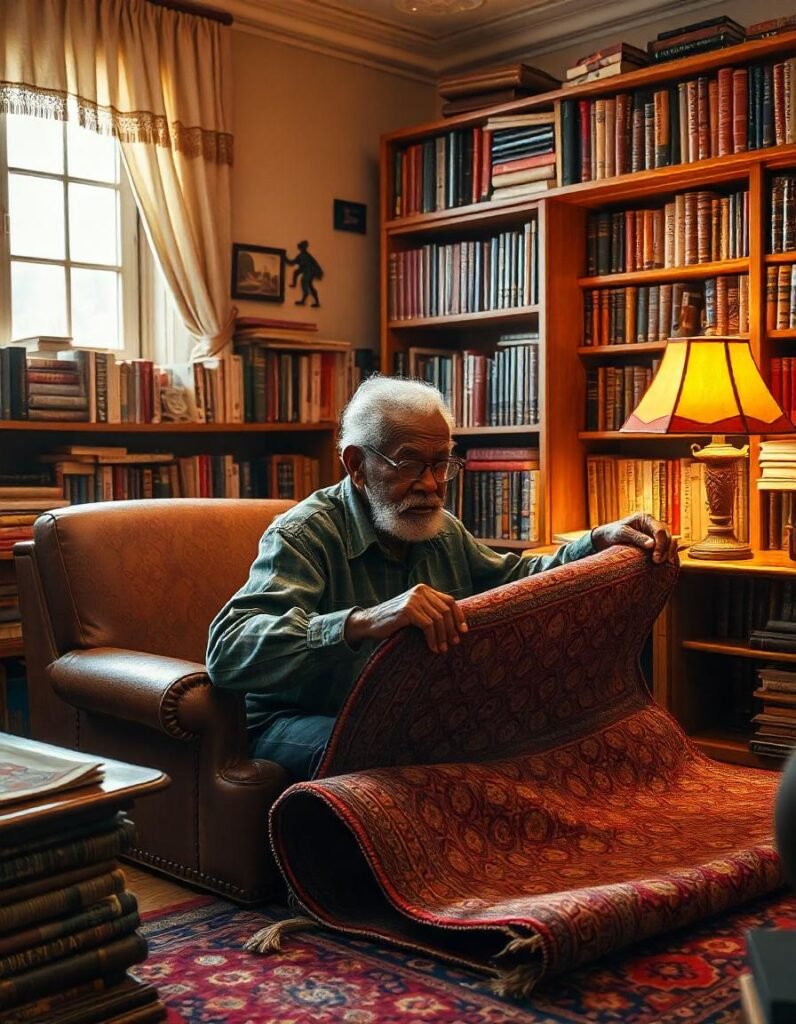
[231,243,285,303]
[333,199,367,235]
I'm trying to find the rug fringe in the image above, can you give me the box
[491,930,545,997]
[242,915,319,954]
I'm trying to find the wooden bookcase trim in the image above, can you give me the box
[578,342,666,356]
[0,638,23,657]
[387,201,541,236]
[683,638,796,662]
[389,306,539,330]
[765,253,796,265]
[452,425,540,436]
[0,421,337,434]
[578,259,749,288]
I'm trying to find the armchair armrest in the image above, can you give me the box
[49,648,245,742]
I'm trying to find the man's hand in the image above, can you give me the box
[345,584,468,654]
[591,512,678,565]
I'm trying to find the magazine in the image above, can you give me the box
[0,734,104,806]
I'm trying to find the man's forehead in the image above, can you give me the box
[392,436,454,456]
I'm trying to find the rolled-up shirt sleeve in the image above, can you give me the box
[206,525,361,694]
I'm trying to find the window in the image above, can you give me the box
[0,114,139,356]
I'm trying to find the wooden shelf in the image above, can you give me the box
[386,201,540,236]
[0,421,336,433]
[389,307,538,330]
[578,342,666,357]
[767,329,796,339]
[679,549,796,574]
[578,259,748,288]
[453,425,539,436]
[578,431,712,440]
[765,252,796,264]
[682,638,796,662]
[0,552,12,561]
[0,638,23,658]
[691,731,772,769]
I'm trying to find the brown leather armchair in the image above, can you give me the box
[14,498,295,905]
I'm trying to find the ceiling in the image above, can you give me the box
[213,0,725,80]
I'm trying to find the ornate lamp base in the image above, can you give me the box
[688,435,751,560]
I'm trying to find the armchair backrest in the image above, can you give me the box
[25,498,294,663]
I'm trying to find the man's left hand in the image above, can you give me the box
[591,513,677,565]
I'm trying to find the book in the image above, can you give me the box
[12,336,73,351]
[438,63,561,99]
[0,736,103,807]
[654,15,746,41]
[745,928,796,1024]
[441,89,537,116]
[484,112,556,130]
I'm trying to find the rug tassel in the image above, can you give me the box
[242,916,319,954]
[491,931,545,998]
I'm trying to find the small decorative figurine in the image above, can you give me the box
[285,241,323,307]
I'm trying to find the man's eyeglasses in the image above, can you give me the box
[362,445,464,482]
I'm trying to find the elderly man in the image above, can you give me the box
[207,376,674,781]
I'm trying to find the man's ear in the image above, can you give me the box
[342,445,367,490]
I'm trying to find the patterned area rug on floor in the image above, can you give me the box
[134,891,796,1024]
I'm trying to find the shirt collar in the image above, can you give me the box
[340,475,380,558]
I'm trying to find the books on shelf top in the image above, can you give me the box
[12,336,73,351]
[438,62,561,99]
[233,330,351,350]
[0,733,104,806]
[234,316,317,332]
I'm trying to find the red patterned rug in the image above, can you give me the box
[135,891,796,1023]
[270,549,783,992]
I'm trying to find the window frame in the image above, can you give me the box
[0,113,140,359]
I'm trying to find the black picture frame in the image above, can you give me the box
[231,243,285,303]
[333,199,367,234]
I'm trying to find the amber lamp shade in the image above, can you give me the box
[621,337,794,560]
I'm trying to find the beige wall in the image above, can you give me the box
[528,0,796,78]
[231,31,435,359]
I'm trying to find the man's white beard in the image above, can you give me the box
[366,483,446,542]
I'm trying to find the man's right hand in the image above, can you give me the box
[345,584,468,654]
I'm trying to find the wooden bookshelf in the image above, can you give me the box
[382,30,796,764]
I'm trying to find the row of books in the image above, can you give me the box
[769,174,796,253]
[583,276,749,346]
[0,334,358,425]
[586,189,750,277]
[445,449,540,542]
[586,455,749,545]
[585,363,658,432]
[750,666,796,759]
[768,364,796,424]
[233,344,354,425]
[45,448,322,503]
[400,338,539,428]
[387,223,538,321]
[560,57,796,185]
[763,491,795,550]
[706,575,776,640]
[765,265,796,330]
[391,112,555,217]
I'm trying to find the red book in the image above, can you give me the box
[732,68,748,153]
[480,129,492,200]
[471,126,482,204]
[579,100,592,182]
[771,357,783,406]
[717,67,733,156]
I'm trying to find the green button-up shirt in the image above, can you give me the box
[206,476,595,735]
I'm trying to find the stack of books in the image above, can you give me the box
[484,112,556,201]
[564,42,649,86]
[647,15,746,63]
[0,736,164,1022]
[438,62,560,117]
[747,14,796,39]
[749,667,796,759]
[756,440,796,491]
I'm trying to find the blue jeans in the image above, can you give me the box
[251,713,334,781]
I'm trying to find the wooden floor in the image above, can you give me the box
[124,863,202,914]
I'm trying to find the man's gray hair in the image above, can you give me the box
[338,375,455,454]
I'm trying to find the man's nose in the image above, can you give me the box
[414,465,438,491]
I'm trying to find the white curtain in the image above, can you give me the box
[0,0,234,358]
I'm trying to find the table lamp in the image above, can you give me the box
[620,336,793,560]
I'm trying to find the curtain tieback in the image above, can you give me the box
[192,306,237,359]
